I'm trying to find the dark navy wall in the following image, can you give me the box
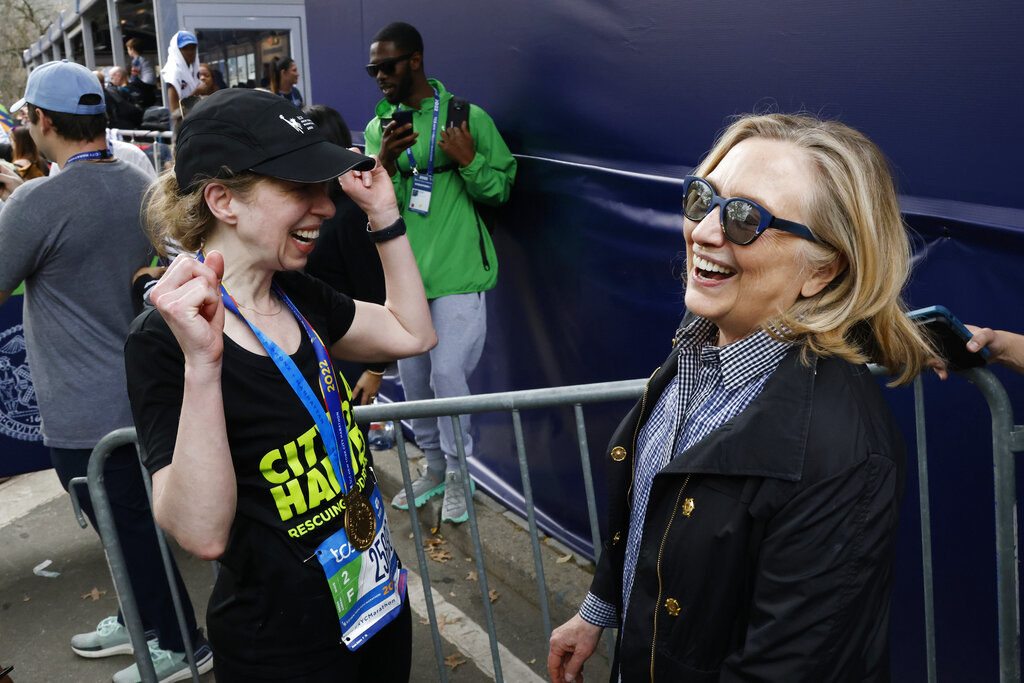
[308,0,1024,210]
[305,1,1024,680]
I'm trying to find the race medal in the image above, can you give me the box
[345,489,376,551]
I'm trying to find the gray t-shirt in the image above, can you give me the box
[0,160,154,448]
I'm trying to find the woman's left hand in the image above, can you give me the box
[548,614,602,683]
[350,370,383,406]
[338,152,401,229]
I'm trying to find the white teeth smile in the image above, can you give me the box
[693,255,735,275]
[293,229,319,243]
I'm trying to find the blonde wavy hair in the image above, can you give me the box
[143,168,263,258]
[692,113,934,385]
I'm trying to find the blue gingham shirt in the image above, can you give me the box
[579,317,792,628]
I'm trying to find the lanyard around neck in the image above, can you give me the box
[65,148,112,166]
[399,86,440,176]
[197,252,356,493]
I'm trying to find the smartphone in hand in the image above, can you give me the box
[908,305,990,370]
[391,109,414,135]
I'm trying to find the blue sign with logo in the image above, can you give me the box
[0,292,49,476]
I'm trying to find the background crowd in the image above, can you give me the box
[0,17,1021,683]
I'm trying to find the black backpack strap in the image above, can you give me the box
[397,163,459,178]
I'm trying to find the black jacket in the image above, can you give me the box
[591,338,905,682]
[104,85,143,129]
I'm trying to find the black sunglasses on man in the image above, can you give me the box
[365,53,415,78]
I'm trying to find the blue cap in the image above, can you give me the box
[11,59,105,115]
[176,31,198,48]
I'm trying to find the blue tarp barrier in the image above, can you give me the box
[306,1,1023,678]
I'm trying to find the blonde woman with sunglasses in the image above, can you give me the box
[549,113,934,683]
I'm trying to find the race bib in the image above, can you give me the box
[315,485,407,651]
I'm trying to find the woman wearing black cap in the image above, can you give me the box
[125,88,435,681]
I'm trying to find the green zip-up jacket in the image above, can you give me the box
[364,79,516,299]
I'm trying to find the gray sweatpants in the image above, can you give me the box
[398,291,487,472]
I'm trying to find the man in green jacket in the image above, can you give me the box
[364,22,516,523]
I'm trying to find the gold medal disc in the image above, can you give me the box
[344,490,376,551]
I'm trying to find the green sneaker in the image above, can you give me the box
[391,468,445,510]
[112,639,214,683]
[71,616,133,658]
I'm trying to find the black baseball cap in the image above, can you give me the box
[174,88,375,193]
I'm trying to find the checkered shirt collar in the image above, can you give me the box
[676,316,793,390]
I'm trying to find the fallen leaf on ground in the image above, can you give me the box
[557,553,574,564]
[465,557,472,562]
[465,570,478,582]
[22,596,30,602]
[429,547,452,563]
[81,588,106,601]
[424,537,452,563]
[528,658,536,664]
[445,653,467,670]
[408,533,415,539]
[420,618,430,626]
[489,589,499,603]
[449,591,456,597]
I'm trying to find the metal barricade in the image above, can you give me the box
[354,379,645,682]
[108,128,174,173]
[76,372,1020,682]
[70,428,203,683]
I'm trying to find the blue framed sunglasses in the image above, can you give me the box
[681,175,817,245]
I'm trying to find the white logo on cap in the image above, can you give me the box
[279,114,305,134]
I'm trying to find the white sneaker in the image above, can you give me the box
[70,616,133,658]
[441,470,475,524]
[111,639,213,683]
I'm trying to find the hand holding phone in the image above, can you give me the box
[390,110,415,136]
[908,305,990,371]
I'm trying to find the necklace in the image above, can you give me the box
[233,297,282,317]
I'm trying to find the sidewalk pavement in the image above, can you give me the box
[0,444,611,682]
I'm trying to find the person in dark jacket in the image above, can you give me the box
[303,104,389,406]
[547,113,936,683]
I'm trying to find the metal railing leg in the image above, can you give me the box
[451,414,504,682]
[962,368,1022,683]
[913,376,937,683]
[512,409,553,640]
[573,404,602,565]
[572,404,614,662]
[68,476,90,529]
[395,427,448,683]
[87,428,158,683]
[136,451,199,680]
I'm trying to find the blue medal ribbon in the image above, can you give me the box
[196,252,356,493]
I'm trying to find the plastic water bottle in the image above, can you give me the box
[367,420,395,450]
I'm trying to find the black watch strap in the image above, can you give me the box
[366,216,407,243]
